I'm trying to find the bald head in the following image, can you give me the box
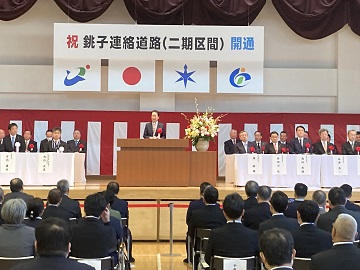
[333,214,357,242]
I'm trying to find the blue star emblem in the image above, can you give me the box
[175,64,196,88]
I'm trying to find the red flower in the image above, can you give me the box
[79,144,84,149]
[29,144,34,149]
[305,143,311,148]
[157,128,162,134]
[356,146,360,152]
[250,146,255,153]
[281,147,287,153]
[187,125,190,129]
[328,145,334,151]
[261,146,265,151]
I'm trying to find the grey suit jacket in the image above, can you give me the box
[143,122,166,139]
[0,224,35,257]
[235,141,256,154]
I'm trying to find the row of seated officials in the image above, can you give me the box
[0,178,135,266]
[185,181,360,270]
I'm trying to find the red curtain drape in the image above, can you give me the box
[0,0,37,21]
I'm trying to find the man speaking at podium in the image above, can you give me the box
[143,110,166,139]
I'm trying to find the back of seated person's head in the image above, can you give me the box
[35,217,72,257]
[260,228,295,269]
[84,193,107,217]
[257,186,272,202]
[47,188,62,205]
[223,193,244,220]
[245,180,259,198]
[332,213,357,242]
[27,198,44,221]
[100,190,115,206]
[0,186,3,203]
[312,190,326,207]
[199,182,211,196]
[203,186,218,204]
[269,191,288,213]
[328,187,346,207]
[10,178,23,192]
[56,179,69,196]
[1,198,27,224]
[294,183,308,198]
[340,184,352,199]
[106,181,120,195]
[297,200,319,223]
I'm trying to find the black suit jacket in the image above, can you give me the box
[342,141,360,155]
[224,139,239,155]
[111,196,129,219]
[42,140,68,152]
[42,205,73,221]
[244,196,258,211]
[3,134,26,152]
[67,139,87,153]
[205,222,259,265]
[25,140,38,152]
[264,142,287,154]
[253,141,267,154]
[10,256,95,270]
[71,217,117,258]
[312,141,337,155]
[258,214,299,236]
[4,191,34,204]
[243,202,271,230]
[291,224,332,258]
[186,198,205,225]
[284,200,303,219]
[39,139,51,152]
[0,139,5,152]
[345,200,360,212]
[234,141,256,154]
[143,122,166,139]
[289,137,312,154]
[310,244,360,270]
[59,195,82,219]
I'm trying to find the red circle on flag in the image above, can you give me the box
[122,67,141,85]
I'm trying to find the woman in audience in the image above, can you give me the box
[24,197,44,228]
[0,198,35,257]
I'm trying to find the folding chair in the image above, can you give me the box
[192,228,212,270]
[293,257,311,270]
[0,256,34,270]
[69,217,78,225]
[210,255,257,270]
[354,240,359,248]
[70,256,113,270]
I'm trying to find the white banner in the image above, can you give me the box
[333,156,348,176]
[248,154,262,175]
[38,153,54,173]
[296,155,311,175]
[1,153,16,173]
[272,154,287,175]
[54,24,264,61]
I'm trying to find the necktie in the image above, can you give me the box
[322,141,326,151]
[274,143,278,153]
[152,123,156,134]
[352,141,355,151]
[52,140,55,149]
[26,140,29,150]
[299,138,302,147]
[75,140,79,147]
[244,143,247,153]
[11,136,15,148]
[233,140,235,145]
[257,142,260,149]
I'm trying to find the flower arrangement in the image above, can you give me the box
[181,98,226,146]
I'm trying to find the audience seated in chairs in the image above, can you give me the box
[205,193,258,266]
[243,185,272,230]
[244,180,259,210]
[11,217,95,270]
[258,191,299,237]
[340,184,360,212]
[310,214,360,270]
[312,190,327,215]
[0,186,4,225]
[57,179,82,219]
[24,197,44,228]
[259,228,296,270]
[0,198,35,257]
[70,193,117,259]
[42,189,72,221]
[284,183,308,219]
[4,178,34,204]
[291,200,332,258]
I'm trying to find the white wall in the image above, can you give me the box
[0,0,359,113]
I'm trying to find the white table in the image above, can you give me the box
[0,153,86,186]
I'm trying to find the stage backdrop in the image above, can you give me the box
[0,110,358,176]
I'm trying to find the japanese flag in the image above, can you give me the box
[53,58,101,91]
[163,60,209,93]
[108,60,155,92]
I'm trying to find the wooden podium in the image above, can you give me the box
[116,139,216,187]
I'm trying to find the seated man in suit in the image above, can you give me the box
[244,180,259,210]
[42,189,72,221]
[291,200,332,258]
[317,187,360,236]
[279,131,289,149]
[342,129,360,155]
[265,131,286,154]
[284,183,308,219]
[234,130,256,154]
[205,193,258,266]
[71,193,117,259]
[312,128,336,155]
[258,191,299,237]
[23,130,38,152]
[3,123,26,152]
[44,127,68,152]
[260,228,295,270]
[67,129,87,153]
[312,190,327,215]
[39,129,53,152]
[11,217,94,270]
[224,129,239,155]
[340,184,360,211]
[143,110,166,139]
[243,185,272,230]
[289,125,312,154]
[4,178,34,204]
[310,214,360,270]
[0,129,5,152]
[327,134,338,154]
[253,130,267,154]
[57,179,82,219]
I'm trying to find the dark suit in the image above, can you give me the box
[0,139,5,152]
[3,134,26,152]
[264,142,286,154]
[67,139,87,153]
[42,205,73,221]
[0,204,3,225]
[111,196,129,219]
[312,141,337,155]
[244,196,258,211]
[42,140,68,152]
[224,139,239,155]
[59,195,82,219]
[345,200,360,212]
[291,224,332,258]
[289,137,312,154]
[243,202,271,230]
[4,191,34,204]
[23,217,42,229]
[143,122,166,139]
[25,140,38,152]
[254,141,267,154]
[205,222,258,265]
[186,198,205,225]
[39,138,51,152]
[310,244,360,270]
[10,256,95,270]
[284,200,303,219]
[258,214,299,236]
[342,141,360,155]
[235,141,256,154]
